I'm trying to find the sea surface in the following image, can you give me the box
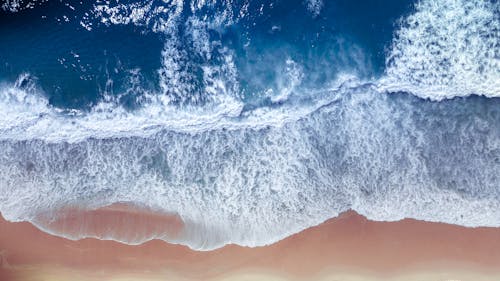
[0,0,499,250]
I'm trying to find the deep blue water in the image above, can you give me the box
[0,0,414,109]
[0,1,164,108]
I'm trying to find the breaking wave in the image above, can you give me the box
[379,0,500,100]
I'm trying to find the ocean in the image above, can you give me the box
[0,0,499,250]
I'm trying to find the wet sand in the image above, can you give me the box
[1,207,500,281]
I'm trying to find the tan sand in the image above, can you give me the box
[1,206,500,281]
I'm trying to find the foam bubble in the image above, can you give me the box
[89,0,185,33]
[306,0,323,17]
[380,0,500,100]
[2,0,31,12]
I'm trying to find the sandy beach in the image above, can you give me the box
[1,207,500,281]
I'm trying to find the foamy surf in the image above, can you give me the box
[1,84,499,250]
[379,0,500,100]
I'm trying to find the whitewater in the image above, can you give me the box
[0,0,499,250]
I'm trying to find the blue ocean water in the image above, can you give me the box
[0,0,413,108]
[0,0,499,250]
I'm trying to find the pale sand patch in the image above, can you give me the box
[4,266,500,281]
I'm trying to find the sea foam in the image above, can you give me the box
[379,0,500,100]
[1,81,499,250]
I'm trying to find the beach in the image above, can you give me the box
[1,1,500,280]
[1,208,500,281]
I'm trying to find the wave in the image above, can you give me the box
[0,0,499,250]
[0,70,356,142]
[379,0,500,100]
[1,79,499,250]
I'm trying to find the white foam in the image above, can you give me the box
[306,0,323,17]
[2,0,31,12]
[2,0,65,12]
[0,72,360,143]
[380,0,500,100]
[1,76,499,251]
[267,59,304,103]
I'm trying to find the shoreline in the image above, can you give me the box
[1,208,500,280]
